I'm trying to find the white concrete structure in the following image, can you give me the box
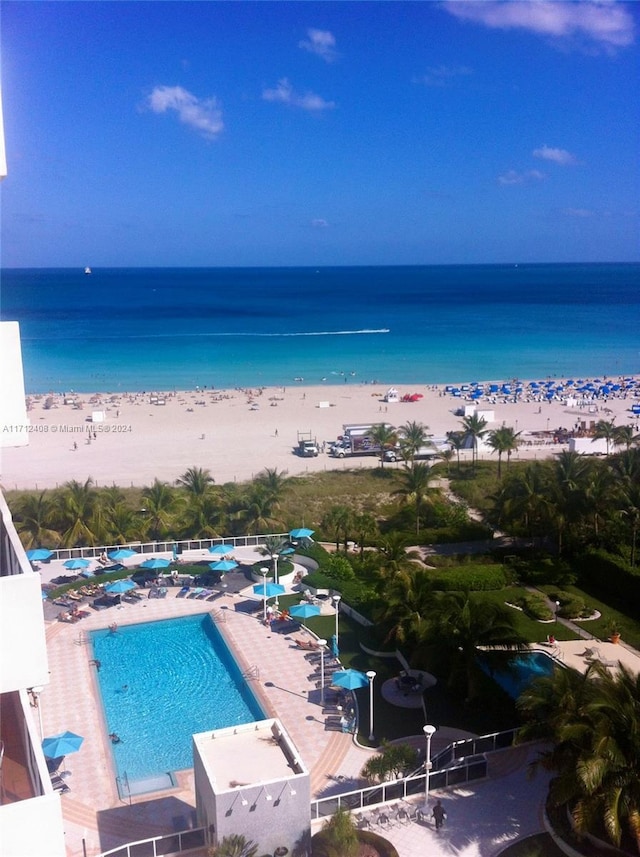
[0,322,30,448]
[0,492,66,857]
[193,718,310,856]
[569,437,613,455]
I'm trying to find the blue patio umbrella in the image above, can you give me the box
[105,579,137,594]
[209,559,238,573]
[208,544,235,555]
[64,558,91,570]
[290,603,321,620]
[140,558,170,570]
[108,548,138,561]
[41,590,49,600]
[281,547,295,555]
[252,582,285,599]
[27,548,53,561]
[42,731,84,759]
[331,669,368,690]
[289,528,314,540]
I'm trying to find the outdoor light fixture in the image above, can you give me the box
[260,568,269,624]
[271,553,280,606]
[288,784,297,796]
[238,790,249,807]
[333,594,341,646]
[423,724,436,809]
[318,639,327,705]
[366,670,377,742]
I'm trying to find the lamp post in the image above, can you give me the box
[332,594,341,646]
[318,639,327,705]
[271,553,280,607]
[555,600,560,630]
[423,724,436,810]
[260,567,269,625]
[366,670,376,742]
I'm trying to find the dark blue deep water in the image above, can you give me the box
[2,264,638,392]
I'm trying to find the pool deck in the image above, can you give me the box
[38,549,640,857]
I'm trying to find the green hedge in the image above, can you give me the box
[300,570,380,614]
[428,563,508,591]
[419,521,492,544]
[579,549,640,603]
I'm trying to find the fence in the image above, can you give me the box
[97,827,206,857]
[430,728,519,770]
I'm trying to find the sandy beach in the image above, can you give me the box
[2,378,639,491]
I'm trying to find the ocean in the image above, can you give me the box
[2,264,638,394]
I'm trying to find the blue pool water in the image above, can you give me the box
[479,651,558,700]
[90,615,264,781]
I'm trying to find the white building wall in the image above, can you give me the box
[0,322,29,448]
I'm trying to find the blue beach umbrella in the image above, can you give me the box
[27,548,53,561]
[209,559,238,573]
[42,731,84,759]
[41,590,49,600]
[64,558,90,570]
[208,544,235,555]
[105,579,137,594]
[331,669,368,690]
[252,582,285,599]
[290,603,321,620]
[289,528,314,540]
[140,558,170,570]
[108,549,138,561]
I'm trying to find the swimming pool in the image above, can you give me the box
[90,615,264,786]
[478,650,559,699]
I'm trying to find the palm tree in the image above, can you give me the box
[428,592,525,701]
[375,566,434,645]
[398,420,430,465]
[493,462,555,543]
[374,532,422,577]
[321,505,353,551]
[176,466,214,497]
[613,424,640,451]
[517,661,640,853]
[210,834,258,857]
[393,462,435,534]
[446,430,466,475]
[55,478,97,547]
[437,447,454,477]
[592,419,617,455]
[368,423,398,468]
[259,534,290,577]
[487,426,521,478]
[142,479,179,540]
[13,491,60,549]
[178,493,225,539]
[351,512,378,559]
[461,414,488,472]
[238,485,282,534]
[253,467,290,509]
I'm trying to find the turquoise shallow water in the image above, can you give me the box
[90,615,264,779]
[2,263,638,392]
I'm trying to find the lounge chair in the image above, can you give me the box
[188,587,205,599]
[51,775,70,794]
[293,638,319,651]
[176,585,190,598]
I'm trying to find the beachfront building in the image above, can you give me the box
[0,491,66,857]
[193,718,310,856]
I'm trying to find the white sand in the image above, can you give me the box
[1,380,638,490]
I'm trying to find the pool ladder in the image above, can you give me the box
[211,608,227,623]
[242,664,260,681]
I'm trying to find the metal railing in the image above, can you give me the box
[430,727,518,771]
[97,827,206,857]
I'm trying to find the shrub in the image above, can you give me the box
[429,564,508,591]
[313,808,358,857]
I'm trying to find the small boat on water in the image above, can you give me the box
[84,266,92,275]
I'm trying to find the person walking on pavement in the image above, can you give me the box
[432,799,446,830]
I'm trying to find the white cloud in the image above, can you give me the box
[443,1,635,50]
[498,169,546,186]
[533,145,578,165]
[299,28,338,62]
[147,85,223,139]
[415,64,473,87]
[311,218,329,228]
[262,78,335,111]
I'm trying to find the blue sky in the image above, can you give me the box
[1,1,638,267]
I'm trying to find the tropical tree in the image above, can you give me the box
[209,834,258,857]
[142,479,179,540]
[178,493,225,539]
[374,532,422,578]
[253,467,290,509]
[350,512,378,559]
[437,447,454,477]
[368,422,398,468]
[13,491,60,549]
[321,505,353,551]
[375,566,434,645]
[398,420,430,465]
[317,808,358,857]
[446,430,466,475]
[492,462,555,543]
[237,485,282,534]
[461,414,488,472]
[259,534,290,577]
[360,741,418,783]
[517,661,640,853]
[54,478,97,546]
[176,466,214,497]
[613,424,640,451]
[487,426,521,478]
[393,462,435,534]
[592,419,617,455]
[427,592,525,701]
